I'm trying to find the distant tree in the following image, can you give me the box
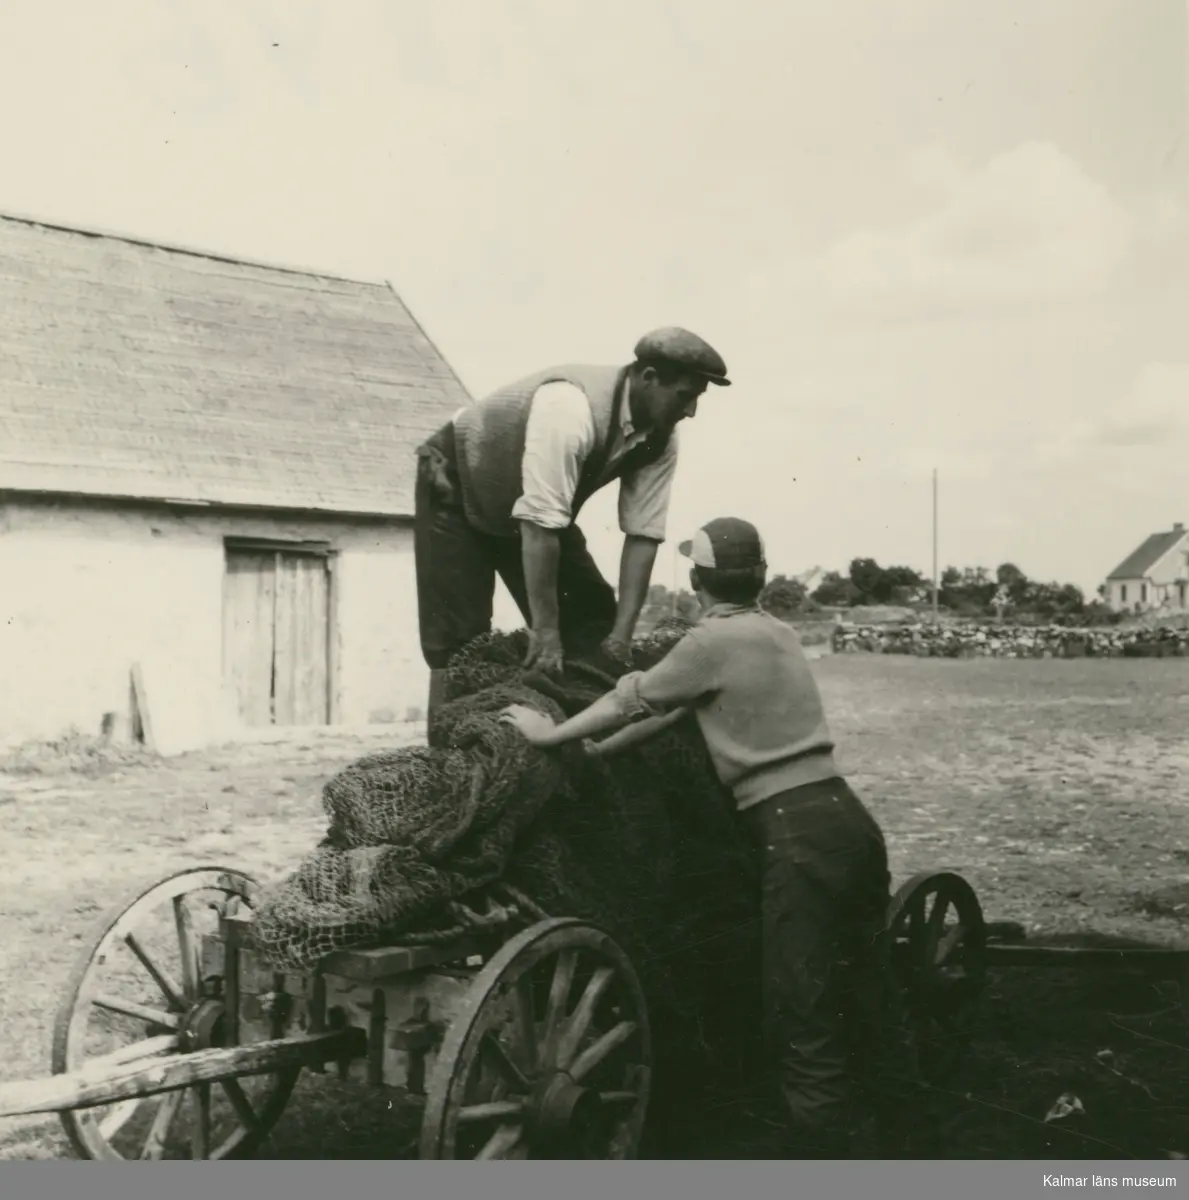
[813,570,861,607]
[1027,581,1085,619]
[759,574,809,618]
[882,564,927,605]
[996,563,1031,605]
[939,565,996,614]
[848,557,886,602]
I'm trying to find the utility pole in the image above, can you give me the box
[932,468,940,625]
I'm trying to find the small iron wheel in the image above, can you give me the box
[887,870,988,1081]
[419,918,651,1160]
[51,865,298,1160]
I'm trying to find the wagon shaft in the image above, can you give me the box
[0,1029,363,1120]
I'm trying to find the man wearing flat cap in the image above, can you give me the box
[413,326,731,730]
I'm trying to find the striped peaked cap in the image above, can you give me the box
[677,517,766,570]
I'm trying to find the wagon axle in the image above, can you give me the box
[527,1073,609,1156]
[176,999,227,1053]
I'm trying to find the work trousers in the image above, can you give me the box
[413,428,617,670]
[738,777,922,1158]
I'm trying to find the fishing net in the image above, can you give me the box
[247,618,767,1111]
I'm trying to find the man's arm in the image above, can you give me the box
[513,383,596,673]
[606,536,660,653]
[521,522,562,667]
[604,431,679,656]
[503,629,720,747]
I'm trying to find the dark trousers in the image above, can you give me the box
[413,432,617,670]
[738,777,921,1158]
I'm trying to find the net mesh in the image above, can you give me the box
[247,619,767,1099]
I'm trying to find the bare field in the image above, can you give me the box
[1,656,1187,1160]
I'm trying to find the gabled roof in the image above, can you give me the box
[1106,526,1188,580]
[0,213,473,517]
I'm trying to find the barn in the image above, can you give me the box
[0,213,473,754]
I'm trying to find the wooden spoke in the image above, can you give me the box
[90,1034,180,1068]
[475,1123,523,1160]
[935,923,967,966]
[220,1079,260,1131]
[925,892,950,955]
[481,1033,530,1091]
[93,994,181,1030]
[139,1089,185,1160]
[555,966,614,1069]
[907,890,926,946]
[190,1083,212,1159]
[124,933,186,1011]
[51,865,299,1161]
[540,949,577,1060]
[456,1099,525,1124]
[98,1098,142,1140]
[420,919,652,1161]
[173,898,199,999]
[569,1021,637,1083]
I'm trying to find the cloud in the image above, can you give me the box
[1032,362,1189,476]
[812,142,1173,319]
[1085,363,1189,449]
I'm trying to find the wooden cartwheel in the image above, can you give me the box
[885,869,1189,1084]
[886,870,990,1082]
[0,865,652,1161]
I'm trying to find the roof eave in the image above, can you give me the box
[0,486,414,522]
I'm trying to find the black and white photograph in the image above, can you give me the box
[0,0,1187,1178]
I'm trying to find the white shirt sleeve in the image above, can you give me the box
[511,382,596,530]
[618,425,679,542]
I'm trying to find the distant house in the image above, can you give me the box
[1103,522,1189,614]
[0,213,472,752]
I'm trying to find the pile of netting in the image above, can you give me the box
[247,618,767,1108]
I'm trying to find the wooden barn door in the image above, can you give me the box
[222,541,334,727]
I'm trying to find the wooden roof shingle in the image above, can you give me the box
[0,213,472,517]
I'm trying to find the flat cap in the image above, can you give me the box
[633,327,731,386]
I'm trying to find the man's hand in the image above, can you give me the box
[500,704,561,747]
[599,635,633,669]
[523,627,564,675]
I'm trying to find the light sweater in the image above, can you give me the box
[612,603,839,811]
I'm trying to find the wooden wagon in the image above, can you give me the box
[0,866,652,1160]
[2,862,1181,1159]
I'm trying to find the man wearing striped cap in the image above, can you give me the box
[412,327,730,730]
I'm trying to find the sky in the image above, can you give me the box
[0,0,1185,617]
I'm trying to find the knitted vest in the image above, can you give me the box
[450,363,672,538]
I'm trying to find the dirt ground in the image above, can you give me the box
[1,654,1187,1160]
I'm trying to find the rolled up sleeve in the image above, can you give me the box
[610,629,721,720]
[512,382,596,530]
[618,426,679,541]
